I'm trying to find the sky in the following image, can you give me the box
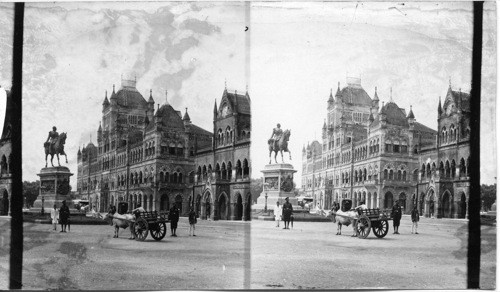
[0,1,496,189]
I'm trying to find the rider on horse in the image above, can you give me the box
[46,126,59,153]
[269,123,283,149]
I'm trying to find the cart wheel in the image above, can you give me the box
[372,219,389,238]
[356,214,371,239]
[150,222,167,241]
[134,217,149,241]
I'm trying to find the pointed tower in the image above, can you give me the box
[110,84,117,106]
[102,90,109,109]
[327,88,334,108]
[407,105,415,131]
[97,122,102,143]
[335,82,342,103]
[183,107,191,126]
[438,96,443,117]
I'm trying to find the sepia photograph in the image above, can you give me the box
[0,1,496,290]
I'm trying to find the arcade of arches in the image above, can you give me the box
[196,191,251,221]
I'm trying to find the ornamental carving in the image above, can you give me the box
[280,175,294,192]
[41,180,55,193]
[264,177,278,190]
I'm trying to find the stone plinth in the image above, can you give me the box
[253,163,298,211]
[31,166,74,213]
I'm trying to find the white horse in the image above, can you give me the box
[104,213,136,239]
[320,208,359,237]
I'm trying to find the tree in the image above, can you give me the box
[481,184,496,211]
[23,180,40,208]
[250,178,262,203]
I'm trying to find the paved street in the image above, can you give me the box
[0,216,496,290]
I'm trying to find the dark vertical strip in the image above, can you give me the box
[244,1,251,289]
[467,1,482,289]
[9,2,24,290]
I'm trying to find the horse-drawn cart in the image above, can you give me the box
[133,210,169,241]
[355,208,392,239]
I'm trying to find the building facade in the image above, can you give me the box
[0,89,12,215]
[302,78,470,218]
[193,88,252,221]
[77,77,212,216]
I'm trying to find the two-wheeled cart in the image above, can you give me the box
[133,210,169,241]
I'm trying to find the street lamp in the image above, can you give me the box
[263,182,269,214]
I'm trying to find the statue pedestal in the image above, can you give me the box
[30,166,74,213]
[253,163,298,211]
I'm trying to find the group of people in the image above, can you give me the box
[50,200,70,232]
[391,201,420,234]
[273,197,294,229]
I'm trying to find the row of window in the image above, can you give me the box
[420,157,470,180]
[196,159,250,182]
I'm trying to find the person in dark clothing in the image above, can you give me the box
[59,200,70,233]
[188,207,197,236]
[108,204,117,215]
[282,197,293,229]
[391,201,402,234]
[169,204,180,237]
[411,205,420,234]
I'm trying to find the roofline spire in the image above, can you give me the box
[225,78,227,90]
[389,87,393,102]
[165,90,168,105]
[113,84,115,93]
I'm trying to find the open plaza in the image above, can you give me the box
[0,216,495,290]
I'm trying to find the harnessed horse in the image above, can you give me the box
[44,132,68,167]
[268,129,292,164]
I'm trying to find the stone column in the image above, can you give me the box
[212,199,218,220]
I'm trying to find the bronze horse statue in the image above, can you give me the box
[268,129,292,164]
[44,132,68,167]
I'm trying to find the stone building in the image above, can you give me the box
[301,77,471,218]
[193,87,251,221]
[76,77,212,216]
[0,88,12,215]
[416,84,470,218]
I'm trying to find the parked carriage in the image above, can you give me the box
[132,210,169,241]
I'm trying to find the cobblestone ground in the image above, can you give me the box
[250,216,496,289]
[0,216,496,290]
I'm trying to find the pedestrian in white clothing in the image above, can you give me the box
[274,202,282,227]
[50,204,59,231]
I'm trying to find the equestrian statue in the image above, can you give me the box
[44,126,68,167]
[268,123,292,164]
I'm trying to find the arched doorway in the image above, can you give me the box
[399,193,406,213]
[160,194,169,211]
[205,193,212,219]
[243,193,251,221]
[175,194,183,214]
[218,193,228,220]
[236,194,243,220]
[196,194,201,216]
[419,192,426,216]
[0,190,8,215]
[441,191,452,218]
[384,192,393,209]
[459,192,467,218]
[427,189,436,218]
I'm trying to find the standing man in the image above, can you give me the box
[282,197,293,229]
[169,203,180,237]
[273,201,282,228]
[188,207,197,236]
[59,200,70,233]
[391,201,402,234]
[411,205,420,234]
[50,204,59,231]
[269,123,283,149]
